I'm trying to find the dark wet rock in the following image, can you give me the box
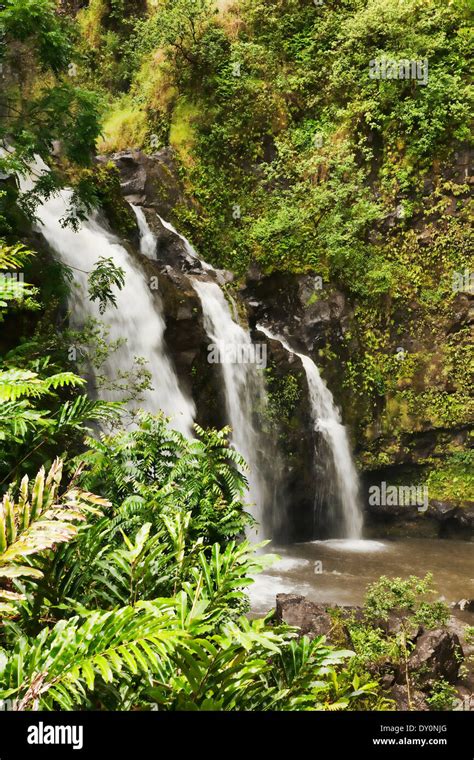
[243,272,353,357]
[275,594,335,640]
[101,148,192,220]
[380,672,396,690]
[274,596,362,646]
[139,207,201,273]
[390,684,429,711]
[429,500,459,521]
[375,610,423,640]
[363,467,474,539]
[454,504,474,531]
[253,330,317,541]
[109,151,147,200]
[131,253,226,432]
[367,500,422,521]
[454,687,474,712]
[407,629,463,687]
[447,292,474,334]
[452,599,474,614]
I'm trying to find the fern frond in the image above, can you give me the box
[0,369,85,402]
[0,601,187,710]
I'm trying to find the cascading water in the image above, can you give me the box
[258,325,363,539]
[128,205,271,535]
[154,211,214,271]
[192,280,269,536]
[130,204,157,259]
[19,162,195,436]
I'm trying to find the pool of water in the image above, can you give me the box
[249,538,474,617]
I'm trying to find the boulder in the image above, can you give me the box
[452,599,474,614]
[102,148,191,219]
[454,504,474,531]
[242,272,353,357]
[375,609,423,640]
[139,208,201,273]
[390,684,429,711]
[275,594,334,640]
[408,629,463,686]
[428,500,459,521]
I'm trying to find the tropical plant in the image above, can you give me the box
[426,678,458,711]
[87,256,125,314]
[0,364,121,483]
[0,0,102,220]
[0,415,389,712]
[0,241,36,318]
[0,458,108,617]
[364,573,450,628]
[76,414,253,544]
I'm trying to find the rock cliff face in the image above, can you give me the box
[99,149,192,220]
[103,147,473,540]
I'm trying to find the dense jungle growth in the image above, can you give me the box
[0,0,472,713]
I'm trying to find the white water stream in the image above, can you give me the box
[129,205,271,534]
[258,325,363,538]
[20,162,195,436]
[191,280,269,536]
[19,158,363,538]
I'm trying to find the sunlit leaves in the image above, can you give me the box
[87,256,126,314]
[0,458,108,595]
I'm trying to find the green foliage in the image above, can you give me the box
[0,368,84,402]
[76,414,254,544]
[0,241,38,320]
[0,359,121,483]
[426,451,474,504]
[265,369,301,423]
[0,458,107,616]
[0,0,102,219]
[426,678,458,711]
[131,0,218,76]
[348,623,400,668]
[1,0,71,73]
[87,256,125,313]
[365,573,450,628]
[464,626,474,645]
[0,421,374,712]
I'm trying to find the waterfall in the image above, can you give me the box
[130,204,157,259]
[258,325,363,539]
[128,203,271,533]
[157,218,214,272]
[19,162,195,436]
[192,280,269,535]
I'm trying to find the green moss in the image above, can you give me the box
[426,452,474,504]
[92,162,137,236]
[169,100,200,165]
[98,99,149,153]
[264,370,301,425]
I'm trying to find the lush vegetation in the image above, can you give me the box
[0,0,471,714]
[1,420,391,711]
[67,0,474,483]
